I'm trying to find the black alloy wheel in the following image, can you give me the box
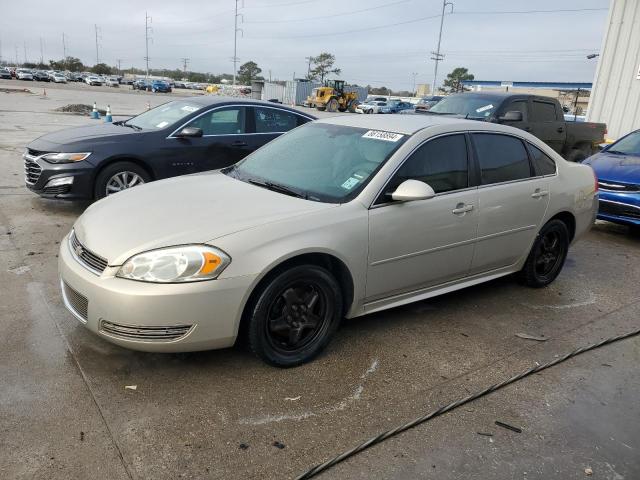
[520,219,570,287]
[247,265,343,367]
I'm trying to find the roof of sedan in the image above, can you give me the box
[316,113,482,135]
[182,96,303,110]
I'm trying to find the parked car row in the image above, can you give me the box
[132,79,172,93]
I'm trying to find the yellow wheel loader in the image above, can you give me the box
[305,80,359,113]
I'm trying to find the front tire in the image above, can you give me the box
[520,219,570,287]
[326,98,339,113]
[246,265,343,367]
[94,161,151,199]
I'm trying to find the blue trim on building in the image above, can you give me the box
[462,80,592,89]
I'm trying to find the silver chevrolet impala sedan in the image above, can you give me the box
[59,115,598,366]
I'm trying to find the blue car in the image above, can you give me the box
[380,100,414,114]
[583,129,640,230]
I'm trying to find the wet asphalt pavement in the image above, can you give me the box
[1,81,639,480]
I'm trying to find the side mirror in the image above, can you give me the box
[499,111,523,122]
[175,127,203,138]
[391,179,436,202]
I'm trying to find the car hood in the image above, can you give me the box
[27,123,141,151]
[73,171,337,266]
[584,151,640,183]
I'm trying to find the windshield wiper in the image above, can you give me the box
[247,179,308,199]
[605,149,626,155]
[121,122,142,131]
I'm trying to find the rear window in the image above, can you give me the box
[473,133,532,185]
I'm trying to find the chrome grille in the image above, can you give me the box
[599,199,640,219]
[598,180,640,192]
[27,148,51,157]
[62,281,88,322]
[100,320,192,341]
[69,231,109,274]
[24,157,42,185]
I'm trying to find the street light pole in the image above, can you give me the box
[411,72,418,96]
[232,0,244,85]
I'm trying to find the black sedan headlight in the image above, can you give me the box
[41,152,92,164]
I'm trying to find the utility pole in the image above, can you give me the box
[145,12,153,78]
[116,58,122,75]
[411,72,418,96]
[15,44,19,66]
[232,0,244,85]
[181,57,189,76]
[23,41,27,64]
[94,24,101,64]
[431,0,453,94]
[305,55,313,79]
[39,37,44,65]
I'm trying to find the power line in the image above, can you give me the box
[248,13,442,39]
[454,7,608,15]
[244,0,410,23]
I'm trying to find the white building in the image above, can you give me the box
[587,0,640,140]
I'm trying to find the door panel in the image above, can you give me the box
[471,178,549,274]
[367,190,479,300]
[469,133,550,274]
[529,100,566,153]
[153,106,252,178]
[366,133,478,300]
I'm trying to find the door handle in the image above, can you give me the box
[231,141,248,147]
[531,189,549,199]
[452,203,474,214]
[557,127,564,133]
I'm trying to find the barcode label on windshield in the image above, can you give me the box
[362,130,404,142]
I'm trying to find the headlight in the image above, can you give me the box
[41,152,91,164]
[116,245,230,283]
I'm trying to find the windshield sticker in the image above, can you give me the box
[475,104,494,113]
[155,121,169,128]
[181,105,199,112]
[341,177,361,190]
[362,130,404,142]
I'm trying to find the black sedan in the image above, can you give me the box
[24,97,315,199]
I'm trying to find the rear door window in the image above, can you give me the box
[531,101,557,121]
[254,107,307,133]
[473,133,532,185]
[528,144,557,176]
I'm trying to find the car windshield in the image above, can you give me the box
[227,123,407,203]
[607,131,640,156]
[429,95,497,119]
[124,100,203,130]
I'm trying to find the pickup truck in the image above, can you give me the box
[425,92,606,161]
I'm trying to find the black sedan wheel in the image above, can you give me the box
[94,161,151,199]
[247,265,343,367]
[520,219,570,288]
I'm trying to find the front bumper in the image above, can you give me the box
[597,190,640,226]
[23,151,95,199]
[58,233,257,352]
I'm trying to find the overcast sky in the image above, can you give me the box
[0,0,609,89]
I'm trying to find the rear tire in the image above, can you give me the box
[520,219,570,288]
[94,161,151,200]
[246,265,343,367]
